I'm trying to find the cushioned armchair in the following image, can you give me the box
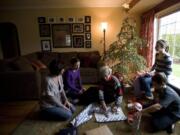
[0,71,41,100]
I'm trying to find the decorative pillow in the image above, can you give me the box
[89,53,101,68]
[78,53,91,67]
[30,60,47,71]
[78,51,101,68]
[59,52,77,66]
[12,57,34,71]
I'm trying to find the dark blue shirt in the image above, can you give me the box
[159,86,180,118]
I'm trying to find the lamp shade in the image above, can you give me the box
[101,22,108,31]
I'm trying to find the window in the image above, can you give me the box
[157,11,180,80]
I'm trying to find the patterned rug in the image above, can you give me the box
[12,103,180,135]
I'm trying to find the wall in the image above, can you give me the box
[0,7,141,56]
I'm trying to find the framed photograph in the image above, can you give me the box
[41,40,51,51]
[52,24,72,48]
[73,35,84,48]
[48,17,56,23]
[76,17,84,23]
[39,24,51,37]
[72,23,84,33]
[85,41,91,48]
[67,17,75,23]
[85,16,91,23]
[85,24,91,32]
[38,17,46,23]
[57,17,64,23]
[85,33,91,40]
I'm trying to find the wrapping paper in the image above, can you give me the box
[94,107,127,122]
[70,104,93,127]
[71,104,127,127]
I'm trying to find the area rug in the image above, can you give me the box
[10,96,180,135]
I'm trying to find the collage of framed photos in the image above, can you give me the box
[38,16,92,51]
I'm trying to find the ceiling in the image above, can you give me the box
[0,0,164,14]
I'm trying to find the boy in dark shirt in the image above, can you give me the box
[140,72,180,133]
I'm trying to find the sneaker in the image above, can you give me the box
[166,124,175,134]
[145,94,154,100]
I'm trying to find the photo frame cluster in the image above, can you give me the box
[38,16,92,50]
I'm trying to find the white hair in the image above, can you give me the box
[99,66,112,78]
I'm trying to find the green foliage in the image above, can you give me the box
[104,18,147,81]
[162,34,180,58]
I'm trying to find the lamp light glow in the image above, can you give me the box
[101,22,108,58]
[101,22,108,31]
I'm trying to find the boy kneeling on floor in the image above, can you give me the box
[139,72,180,133]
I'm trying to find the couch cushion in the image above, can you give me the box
[78,51,101,68]
[37,52,60,66]
[11,57,34,71]
[59,52,78,67]
[24,52,39,62]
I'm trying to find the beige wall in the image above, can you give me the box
[0,8,141,57]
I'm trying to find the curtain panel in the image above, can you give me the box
[140,10,155,67]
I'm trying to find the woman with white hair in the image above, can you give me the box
[98,66,123,112]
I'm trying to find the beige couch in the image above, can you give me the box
[0,51,101,100]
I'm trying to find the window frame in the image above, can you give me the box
[155,10,180,90]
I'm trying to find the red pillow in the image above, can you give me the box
[30,60,47,70]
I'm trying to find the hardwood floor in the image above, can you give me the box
[0,100,38,135]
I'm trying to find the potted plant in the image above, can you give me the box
[104,17,147,82]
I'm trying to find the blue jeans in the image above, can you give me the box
[151,109,179,131]
[40,105,76,121]
[140,75,152,97]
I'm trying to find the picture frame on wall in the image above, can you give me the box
[38,17,46,23]
[73,35,84,48]
[85,41,91,48]
[67,17,75,23]
[52,24,72,48]
[85,24,91,32]
[48,17,56,23]
[39,24,51,37]
[85,16,91,23]
[57,17,64,23]
[85,33,91,40]
[76,17,84,23]
[72,23,84,33]
[41,40,51,51]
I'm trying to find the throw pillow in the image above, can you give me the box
[30,60,47,71]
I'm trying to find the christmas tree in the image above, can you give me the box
[104,17,147,81]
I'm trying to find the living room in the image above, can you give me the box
[0,0,180,135]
